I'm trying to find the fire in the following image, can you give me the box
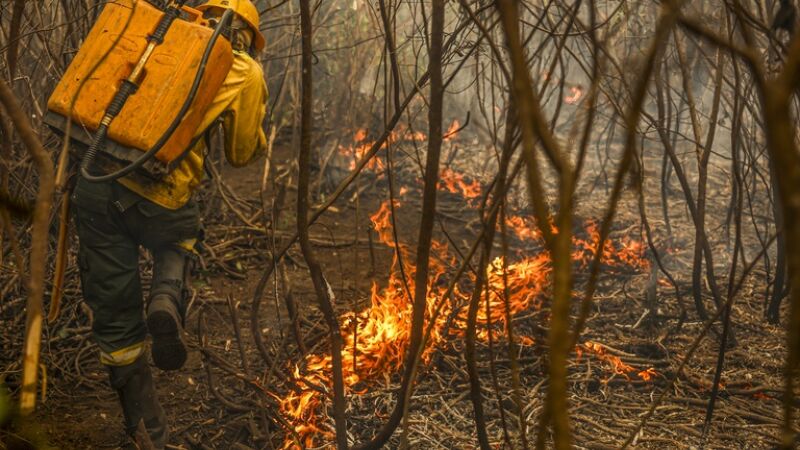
[443,119,461,141]
[338,126,425,172]
[276,208,650,446]
[580,341,658,382]
[579,221,650,271]
[564,85,583,104]
[638,368,658,381]
[338,120,460,171]
[275,128,652,448]
[438,167,481,200]
[505,215,543,242]
[338,133,385,172]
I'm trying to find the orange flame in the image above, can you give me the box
[581,341,658,382]
[637,368,658,381]
[443,119,461,141]
[338,126,426,172]
[439,168,481,200]
[339,121,461,172]
[505,215,543,242]
[279,131,651,447]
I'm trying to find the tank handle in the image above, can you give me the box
[180,5,205,25]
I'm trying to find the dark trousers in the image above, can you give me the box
[72,178,199,365]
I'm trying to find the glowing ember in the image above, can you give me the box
[565,85,583,104]
[580,341,658,382]
[752,391,770,400]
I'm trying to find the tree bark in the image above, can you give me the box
[0,77,55,416]
[296,1,348,447]
[398,2,445,447]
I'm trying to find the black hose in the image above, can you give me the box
[148,4,182,44]
[79,79,138,175]
[81,8,233,183]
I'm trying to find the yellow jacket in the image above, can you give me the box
[117,50,268,209]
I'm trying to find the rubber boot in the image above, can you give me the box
[147,292,187,371]
[147,247,188,371]
[108,355,169,449]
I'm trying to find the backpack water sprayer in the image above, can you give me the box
[46,0,234,182]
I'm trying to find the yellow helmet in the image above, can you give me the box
[196,0,265,52]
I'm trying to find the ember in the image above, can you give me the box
[564,85,583,104]
[580,341,658,382]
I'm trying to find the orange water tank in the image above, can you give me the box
[47,0,233,166]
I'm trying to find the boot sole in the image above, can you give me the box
[147,309,187,371]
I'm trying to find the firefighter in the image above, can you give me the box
[70,1,267,447]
